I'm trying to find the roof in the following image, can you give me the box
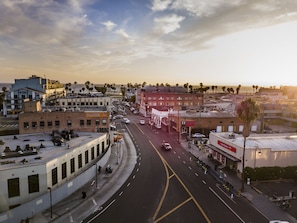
[0,132,104,170]
[213,132,297,152]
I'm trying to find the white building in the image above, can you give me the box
[207,132,297,173]
[0,131,110,222]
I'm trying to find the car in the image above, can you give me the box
[191,133,205,138]
[139,119,145,125]
[122,118,130,124]
[161,142,172,151]
[113,115,123,120]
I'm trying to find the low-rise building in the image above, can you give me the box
[207,132,297,173]
[0,131,109,215]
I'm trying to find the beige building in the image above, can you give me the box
[18,101,110,134]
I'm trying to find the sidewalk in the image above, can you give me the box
[31,132,137,223]
[181,140,297,223]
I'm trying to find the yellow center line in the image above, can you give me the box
[149,140,211,223]
[154,197,192,223]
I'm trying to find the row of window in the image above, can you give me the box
[23,119,107,129]
[147,101,195,106]
[7,143,104,198]
[61,101,109,106]
[8,175,39,198]
[51,144,103,186]
[147,96,197,100]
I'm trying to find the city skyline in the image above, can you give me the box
[1,0,297,87]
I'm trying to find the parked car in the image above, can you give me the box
[191,133,205,138]
[113,115,123,120]
[161,142,172,151]
[139,119,145,125]
[122,118,130,124]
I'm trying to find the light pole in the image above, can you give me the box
[47,187,53,218]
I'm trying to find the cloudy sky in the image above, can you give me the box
[1,0,297,87]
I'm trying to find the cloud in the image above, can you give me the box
[151,0,172,11]
[154,14,185,34]
[115,29,134,42]
[102,21,117,31]
[0,0,90,46]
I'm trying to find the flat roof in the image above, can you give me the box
[0,132,104,170]
[213,132,297,152]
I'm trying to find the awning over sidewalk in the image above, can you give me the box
[206,144,241,162]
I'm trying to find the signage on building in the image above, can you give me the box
[218,140,236,153]
[85,111,107,118]
[185,120,195,127]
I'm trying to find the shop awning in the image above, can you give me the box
[206,144,241,162]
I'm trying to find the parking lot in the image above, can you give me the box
[254,180,297,218]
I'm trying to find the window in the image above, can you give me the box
[101,141,105,153]
[24,122,29,129]
[68,102,71,106]
[28,174,39,193]
[52,167,58,186]
[97,144,100,157]
[70,158,75,173]
[102,119,107,125]
[91,147,95,160]
[67,120,72,127]
[40,121,45,128]
[85,150,89,164]
[32,122,37,128]
[95,120,100,126]
[62,162,67,179]
[55,120,60,127]
[78,154,82,168]
[87,120,91,126]
[80,120,84,126]
[8,178,20,198]
[48,121,52,127]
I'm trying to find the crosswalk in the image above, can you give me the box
[0,124,18,128]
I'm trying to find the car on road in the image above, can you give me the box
[139,119,145,125]
[161,142,172,151]
[191,133,205,138]
[122,118,130,124]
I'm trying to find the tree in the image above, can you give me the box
[236,98,260,192]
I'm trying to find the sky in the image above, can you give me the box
[1,0,297,87]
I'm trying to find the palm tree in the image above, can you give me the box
[236,98,260,192]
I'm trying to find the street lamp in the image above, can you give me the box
[47,187,53,218]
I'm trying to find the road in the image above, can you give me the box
[84,111,268,223]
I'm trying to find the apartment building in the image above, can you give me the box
[3,75,64,116]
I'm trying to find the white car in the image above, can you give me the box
[161,142,172,151]
[191,133,205,138]
[122,118,130,124]
[139,119,145,125]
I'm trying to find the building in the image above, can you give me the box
[3,75,65,116]
[150,107,248,137]
[207,132,297,173]
[137,86,204,117]
[56,94,111,109]
[0,131,110,220]
[18,100,110,135]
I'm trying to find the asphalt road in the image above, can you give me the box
[85,111,269,223]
